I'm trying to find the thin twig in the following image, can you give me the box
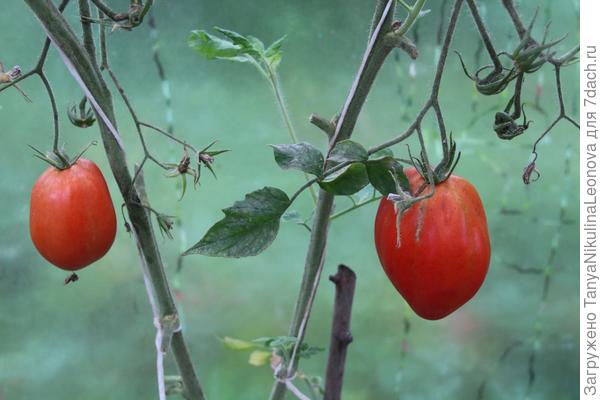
[0,0,70,153]
[38,72,60,152]
[501,0,528,40]
[0,0,70,102]
[531,65,579,160]
[466,0,503,71]
[139,122,197,152]
[89,0,126,21]
[329,195,382,221]
[265,64,318,204]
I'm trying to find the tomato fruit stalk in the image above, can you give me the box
[374,168,491,320]
[30,158,117,271]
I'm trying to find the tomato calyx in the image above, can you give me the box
[197,140,229,180]
[163,142,229,201]
[29,141,97,171]
[385,134,462,247]
[501,11,565,76]
[410,134,460,188]
[67,98,96,128]
[165,148,198,201]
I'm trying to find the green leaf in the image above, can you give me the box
[252,336,323,362]
[265,36,286,69]
[214,27,262,58]
[221,336,256,351]
[297,343,324,360]
[366,157,410,196]
[188,30,248,62]
[369,148,394,161]
[319,163,369,195]
[270,336,298,348]
[329,140,368,163]
[183,187,290,257]
[189,28,287,72]
[270,142,324,177]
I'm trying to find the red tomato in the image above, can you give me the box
[374,168,490,320]
[30,158,117,271]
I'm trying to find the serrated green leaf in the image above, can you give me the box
[366,157,410,196]
[213,27,250,46]
[183,187,290,257]
[265,36,286,68]
[270,142,324,177]
[319,163,369,195]
[188,30,248,62]
[214,27,262,58]
[329,140,368,163]
[265,36,285,58]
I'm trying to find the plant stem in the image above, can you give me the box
[501,0,527,39]
[266,65,318,204]
[267,66,299,144]
[78,0,97,66]
[269,2,397,399]
[329,195,382,221]
[89,0,125,21]
[24,1,205,398]
[395,0,426,37]
[466,0,503,71]
[38,72,60,153]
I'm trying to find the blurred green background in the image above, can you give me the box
[0,0,579,399]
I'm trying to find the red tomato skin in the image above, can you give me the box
[29,158,117,271]
[374,169,490,320]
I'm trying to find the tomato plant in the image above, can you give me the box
[29,158,117,271]
[374,168,491,320]
[4,0,578,398]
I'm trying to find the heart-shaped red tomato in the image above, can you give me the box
[374,168,491,320]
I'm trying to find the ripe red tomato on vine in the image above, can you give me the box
[374,168,491,320]
[30,158,117,271]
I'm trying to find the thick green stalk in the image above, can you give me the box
[24,1,205,398]
[269,1,397,399]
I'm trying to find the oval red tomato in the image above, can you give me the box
[30,158,117,271]
[374,168,490,320]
